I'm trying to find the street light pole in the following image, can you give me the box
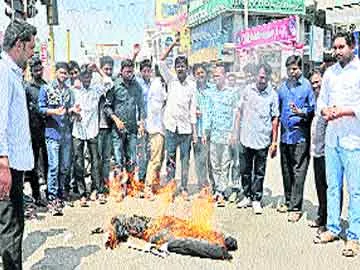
[244,0,249,29]
[66,29,71,62]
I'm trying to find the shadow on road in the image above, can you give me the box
[30,245,100,270]
[23,228,67,262]
[261,188,318,221]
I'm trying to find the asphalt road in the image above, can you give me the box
[20,155,359,270]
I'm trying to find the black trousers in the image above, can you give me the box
[240,145,269,202]
[28,134,48,200]
[73,137,102,197]
[0,169,24,270]
[280,142,310,212]
[313,156,327,225]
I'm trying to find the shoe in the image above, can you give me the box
[47,201,63,216]
[252,201,263,215]
[79,196,89,207]
[342,240,359,257]
[313,231,339,244]
[277,203,288,213]
[144,186,155,201]
[237,197,251,208]
[98,194,107,205]
[308,218,324,228]
[216,196,226,207]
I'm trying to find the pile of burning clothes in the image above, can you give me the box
[105,214,238,260]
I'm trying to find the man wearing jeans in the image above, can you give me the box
[235,64,279,214]
[315,32,360,257]
[0,19,36,270]
[159,37,197,200]
[104,59,144,175]
[277,55,315,222]
[39,62,80,215]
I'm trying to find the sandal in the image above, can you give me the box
[98,194,107,205]
[342,240,359,257]
[277,203,288,213]
[313,231,339,244]
[288,212,302,223]
[80,197,89,207]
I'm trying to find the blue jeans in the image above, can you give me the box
[326,145,360,240]
[112,129,137,173]
[137,132,150,181]
[46,136,72,201]
[165,129,191,192]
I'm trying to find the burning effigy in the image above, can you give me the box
[104,179,238,260]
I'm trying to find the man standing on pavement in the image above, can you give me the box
[235,63,279,214]
[136,59,152,182]
[277,55,315,222]
[0,19,36,270]
[314,32,360,257]
[208,64,238,207]
[159,37,197,200]
[25,56,48,206]
[104,59,144,176]
[98,56,114,186]
[72,64,112,207]
[39,62,81,215]
[193,64,213,191]
[308,70,328,232]
[144,65,167,200]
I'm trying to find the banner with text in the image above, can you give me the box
[235,16,297,49]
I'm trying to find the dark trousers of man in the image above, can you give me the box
[98,128,112,182]
[137,132,150,182]
[313,156,327,226]
[28,133,48,200]
[0,169,24,270]
[165,129,191,192]
[280,142,310,212]
[240,145,268,202]
[73,137,102,197]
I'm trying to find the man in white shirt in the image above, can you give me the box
[314,31,360,257]
[159,37,197,200]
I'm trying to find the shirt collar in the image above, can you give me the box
[0,51,23,78]
[333,57,360,72]
[251,83,271,95]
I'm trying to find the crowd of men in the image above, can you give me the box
[1,19,360,270]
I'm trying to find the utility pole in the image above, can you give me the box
[66,29,70,62]
[244,0,249,29]
[48,25,55,79]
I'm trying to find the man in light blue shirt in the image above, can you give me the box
[314,32,360,256]
[0,19,37,270]
[208,64,237,207]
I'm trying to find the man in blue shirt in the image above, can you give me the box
[39,62,81,215]
[278,55,315,222]
[0,19,37,270]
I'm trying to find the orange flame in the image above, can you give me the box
[107,169,145,201]
[143,186,224,246]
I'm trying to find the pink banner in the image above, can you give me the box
[235,16,297,49]
[155,12,187,29]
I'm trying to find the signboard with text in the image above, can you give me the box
[238,0,305,15]
[235,16,297,49]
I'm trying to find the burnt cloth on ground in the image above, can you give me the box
[167,238,233,260]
